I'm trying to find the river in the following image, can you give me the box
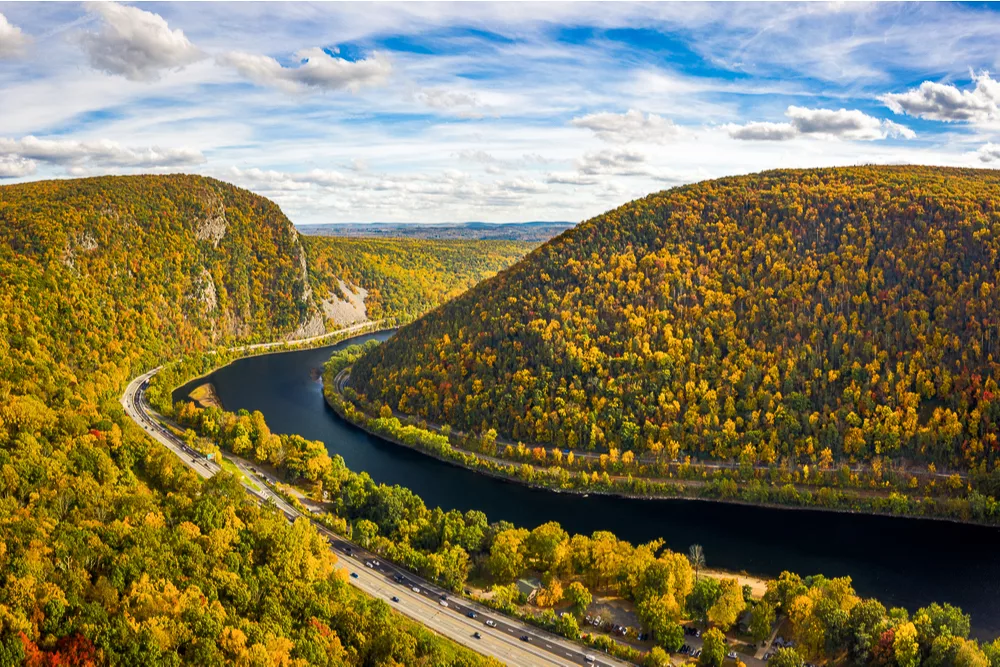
[176,331,1000,638]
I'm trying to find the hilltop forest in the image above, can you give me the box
[0,175,497,665]
[350,167,1000,487]
[303,236,531,323]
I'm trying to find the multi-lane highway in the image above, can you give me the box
[121,364,632,667]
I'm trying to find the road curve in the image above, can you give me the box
[121,340,633,667]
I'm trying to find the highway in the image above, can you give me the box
[122,364,632,667]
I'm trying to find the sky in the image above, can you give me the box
[1,2,1000,225]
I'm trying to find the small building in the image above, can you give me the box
[516,577,542,602]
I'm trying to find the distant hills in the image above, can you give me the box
[298,220,575,242]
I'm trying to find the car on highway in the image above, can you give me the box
[391,596,400,602]
[412,586,420,593]
[350,572,359,579]
[439,600,448,607]
[585,656,596,663]
[519,635,531,642]
[485,620,497,628]
[467,611,477,619]
[473,632,481,640]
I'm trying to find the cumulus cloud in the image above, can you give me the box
[977,143,1000,163]
[571,109,679,143]
[881,71,1000,123]
[0,136,206,173]
[0,155,36,179]
[728,121,799,141]
[728,106,915,141]
[0,13,30,58]
[219,48,391,93]
[79,2,203,81]
[577,147,650,176]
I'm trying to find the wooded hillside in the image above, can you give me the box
[351,166,1000,475]
[0,175,494,665]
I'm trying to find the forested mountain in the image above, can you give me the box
[351,166,1000,475]
[0,176,494,665]
[303,236,532,323]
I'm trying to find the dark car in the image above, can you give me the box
[391,596,400,602]
[473,632,482,639]
[350,572,359,579]
[467,611,478,619]
[520,635,531,642]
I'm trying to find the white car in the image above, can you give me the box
[439,600,448,608]
[485,620,497,628]
[585,655,596,663]
[412,586,420,593]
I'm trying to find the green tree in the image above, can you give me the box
[563,581,593,616]
[893,622,921,667]
[699,627,726,667]
[707,578,746,629]
[767,647,805,667]
[487,528,528,583]
[749,601,776,643]
[525,521,569,572]
[847,598,888,663]
[687,577,722,624]
[645,646,670,667]
[555,613,581,640]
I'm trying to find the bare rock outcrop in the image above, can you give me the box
[196,190,227,247]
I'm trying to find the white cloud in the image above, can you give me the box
[0,12,30,58]
[571,109,680,143]
[881,71,1000,123]
[977,143,1000,163]
[218,48,391,93]
[0,136,206,171]
[0,155,36,178]
[79,2,203,81]
[728,106,915,141]
[416,88,480,110]
[727,121,799,141]
[543,147,685,185]
[577,147,649,176]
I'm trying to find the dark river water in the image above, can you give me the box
[176,331,1000,638]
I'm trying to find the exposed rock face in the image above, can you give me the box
[196,190,227,247]
[321,280,367,327]
[196,267,217,311]
[78,232,98,251]
[286,311,326,340]
[297,242,313,304]
[62,232,99,268]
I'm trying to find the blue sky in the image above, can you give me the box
[1,2,1000,224]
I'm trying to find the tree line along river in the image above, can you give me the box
[175,331,1000,639]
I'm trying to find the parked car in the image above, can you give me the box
[727,651,738,659]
